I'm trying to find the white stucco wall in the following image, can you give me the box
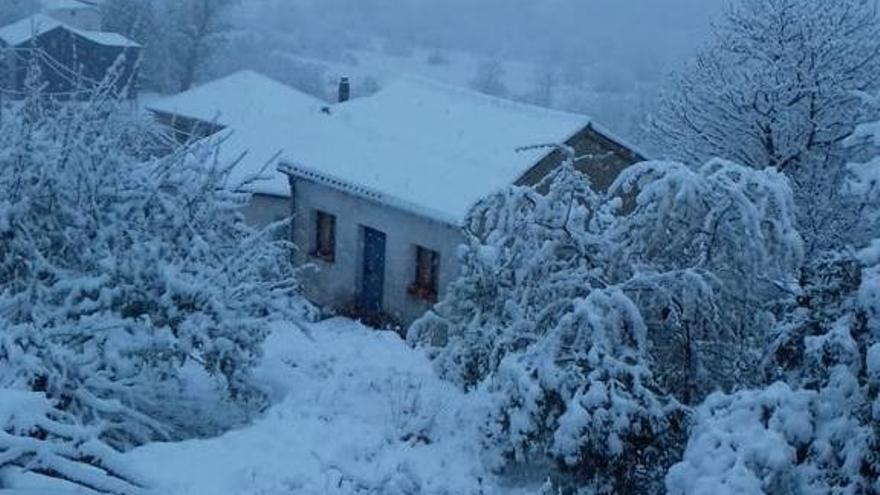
[291,177,463,326]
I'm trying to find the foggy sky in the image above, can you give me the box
[259,0,725,80]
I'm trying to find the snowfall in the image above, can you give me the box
[6,318,522,495]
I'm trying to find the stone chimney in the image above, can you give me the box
[338,77,350,103]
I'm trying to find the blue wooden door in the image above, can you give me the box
[360,226,386,314]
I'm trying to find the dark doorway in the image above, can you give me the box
[360,226,386,314]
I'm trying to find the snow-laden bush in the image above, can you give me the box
[0,389,147,494]
[410,151,805,490]
[0,85,301,448]
[611,159,803,403]
[666,378,875,495]
[409,159,609,390]
[412,156,802,404]
[482,289,687,494]
[680,242,880,495]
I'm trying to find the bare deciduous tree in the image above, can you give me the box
[650,0,880,252]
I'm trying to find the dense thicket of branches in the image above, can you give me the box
[650,0,880,253]
[0,76,301,490]
[101,0,237,92]
[409,148,807,492]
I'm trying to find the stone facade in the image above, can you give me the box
[515,124,644,191]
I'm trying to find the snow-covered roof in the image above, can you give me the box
[147,70,328,198]
[0,14,139,48]
[41,0,96,10]
[148,72,595,224]
[300,77,590,223]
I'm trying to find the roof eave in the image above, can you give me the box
[279,161,462,228]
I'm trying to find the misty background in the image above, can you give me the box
[212,0,724,145]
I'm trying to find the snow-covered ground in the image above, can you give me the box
[125,318,514,495]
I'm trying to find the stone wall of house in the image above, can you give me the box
[515,124,644,192]
[291,176,463,326]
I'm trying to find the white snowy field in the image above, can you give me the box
[123,318,516,495]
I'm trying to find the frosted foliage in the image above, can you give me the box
[651,0,880,252]
[0,86,301,450]
[0,389,147,494]
[846,94,880,240]
[611,159,802,401]
[409,151,810,490]
[609,159,802,285]
[483,289,686,494]
[666,380,875,495]
[409,159,607,389]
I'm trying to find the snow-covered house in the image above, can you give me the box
[148,71,644,325]
[42,0,102,31]
[0,14,140,99]
[281,79,644,325]
[147,70,329,226]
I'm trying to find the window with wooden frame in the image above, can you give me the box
[311,210,336,262]
[408,246,439,302]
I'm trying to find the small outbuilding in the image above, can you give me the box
[147,70,328,226]
[0,14,140,99]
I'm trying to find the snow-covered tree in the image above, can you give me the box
[666,380,876,495]
[0,389,147,494]
[650,0,880,252]
[410,148,808,489]
[843,91,880,242]
[482,288,687,494]
[610,159,803,402]
[409,153,608,390]
[164,0,238,91]
[470,59,509,98]
[100,0,236,93]
[409,156,683,492]
[667,248,879,494]
[528,67,558,107]
[100,0,168,91]
[0,80,300,448]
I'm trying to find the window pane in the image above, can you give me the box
[315,210,335,260]
[413,246,439,294]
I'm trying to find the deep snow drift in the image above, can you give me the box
[123,318,515,495]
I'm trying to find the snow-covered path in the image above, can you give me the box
[126,318,500,495]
